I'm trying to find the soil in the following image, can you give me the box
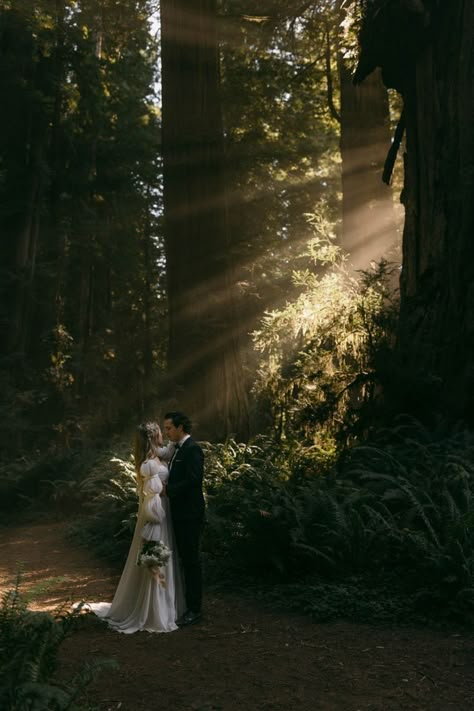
[1,520,474,710]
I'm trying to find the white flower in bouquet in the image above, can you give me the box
[137,540,171,586]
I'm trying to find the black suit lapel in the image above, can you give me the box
[170,438,190,472]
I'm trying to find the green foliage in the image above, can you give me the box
[0,0,165,454]
[0,438,138,564]
[204,436,388,581]
[0,447,101,518]
[0,577,116,710]
[253,229,399,442]
[220,0,342,362]
[343,417,474,617]
[62,424,474,625]
[68,444,139,562]
[203,422,474,625]
[257,577,422,625]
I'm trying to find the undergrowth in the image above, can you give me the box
[0,576,116,710]
[202,418,474,626]
[6,418,474,628]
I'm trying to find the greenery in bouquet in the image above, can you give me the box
[137,540,171,586]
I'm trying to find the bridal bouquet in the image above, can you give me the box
[137,540,171,586]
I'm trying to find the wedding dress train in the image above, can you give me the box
[89,457,185,633]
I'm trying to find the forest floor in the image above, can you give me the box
[1,521,474,711]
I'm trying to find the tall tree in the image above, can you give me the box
[355,0,474,418]
[220,1,398,274]
[160,0,249,440]
[336,0,397,269]
[0,0,164,451]
[220,3,341,304]
[0,4,53,356]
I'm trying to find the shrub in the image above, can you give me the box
[203,421,474,624]
[69,446,138,562]
[0,577,116,710]
[0,448,101,518]
[67,422,474,625]
[252,237,399,443]
[341,416,474,618]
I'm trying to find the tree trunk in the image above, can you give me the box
[397,0,474,418]
[9,161,43,354]
[338,52,397,270]
[338,65,397,269]
[160,0,249,440]
[142,218,154,383]
[356,0,474,419]
[335,0,397,270]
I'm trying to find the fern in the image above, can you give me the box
[0,578,116,710]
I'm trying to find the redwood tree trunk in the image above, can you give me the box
[356,0,474,419]
[397,0,474,417]
[9,161,43,354]
[160,0,249,440]
[339,65,397,269]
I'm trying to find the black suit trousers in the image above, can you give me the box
[173,516,203,613]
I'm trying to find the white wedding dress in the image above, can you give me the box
[89,456,185,633]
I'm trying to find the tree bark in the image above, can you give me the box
[9,161,43,354]
[160,0,249,440]
[6,52,48,356]
[356,0,474,419]
[397,0,474,417]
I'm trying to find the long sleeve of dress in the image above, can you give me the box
[140,459,165,541]
[153,442,175,462]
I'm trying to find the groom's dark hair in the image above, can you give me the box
[164,411,192,433]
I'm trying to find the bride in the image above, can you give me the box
[90,422,185,633]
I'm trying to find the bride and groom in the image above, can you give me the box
[91,411,205,633]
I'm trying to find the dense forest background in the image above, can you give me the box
[1,0,474,629]
[0,0,407,451]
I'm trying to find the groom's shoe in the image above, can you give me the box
[176,610,202,627]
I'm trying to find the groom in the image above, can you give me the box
[164,411,205,626]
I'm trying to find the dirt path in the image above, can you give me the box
[1,521,474,710]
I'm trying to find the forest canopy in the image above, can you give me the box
[1,0,472,450]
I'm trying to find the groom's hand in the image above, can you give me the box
[160,483,167,497]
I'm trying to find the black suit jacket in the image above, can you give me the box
[167,437,205,521]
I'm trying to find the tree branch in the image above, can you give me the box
[382,107,405,185]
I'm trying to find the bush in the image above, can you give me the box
[68,444,139,562]
[0,448,101,519]
[0,577,116,710]
[252,242,399,443]
[257,577,422,625]
[341,416,474,618]
[66,422,474,625]
[203,422,474,624]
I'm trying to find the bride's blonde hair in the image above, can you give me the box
[134,422,162,482]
